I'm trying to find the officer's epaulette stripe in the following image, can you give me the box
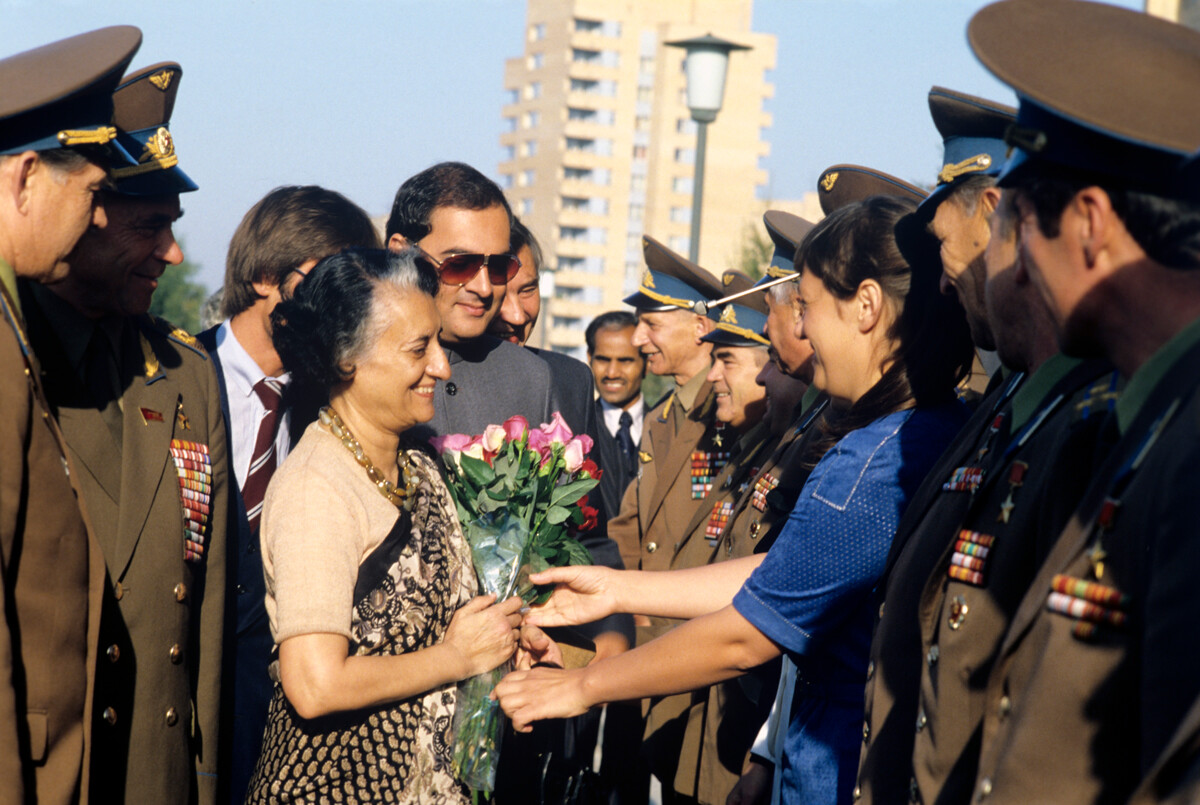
[141,314,208,360]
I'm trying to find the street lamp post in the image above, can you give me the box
[665,33,751,263]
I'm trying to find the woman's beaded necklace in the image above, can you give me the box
[319,406,415,511]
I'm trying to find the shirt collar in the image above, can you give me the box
[0,258,18,319]
[600,395,643,435]
[1116,315,1200,435]
[217,320,290,398]
[675,368,709,412]
[1008,352,1081,434]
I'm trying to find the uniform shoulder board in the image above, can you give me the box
[142,314,209,360]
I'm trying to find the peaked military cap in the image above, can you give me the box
[108,62,197,195]
[917,86,1016,217]
[0,26,141,156]
[624,235,723,312]
[753,210,815,289]
[818,164,926,216]
[969,0,1200,200]
[702,271,769,347]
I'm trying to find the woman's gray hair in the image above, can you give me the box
[271,247,439,391]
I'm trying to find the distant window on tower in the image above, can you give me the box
[673,177,693,194]
[520,198,533,216]
[530,23,545,41]
[675,148,695,164]
[519,169,535,187]
[528,52,544,70]
[526,82,541,99]
[670,206,692,224]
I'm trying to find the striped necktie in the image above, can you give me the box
[242,377,284,533]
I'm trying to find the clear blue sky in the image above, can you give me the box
[1,0,1142,292]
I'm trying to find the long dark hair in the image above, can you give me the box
[800,195,973,465]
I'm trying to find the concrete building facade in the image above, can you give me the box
[499,0,778,355]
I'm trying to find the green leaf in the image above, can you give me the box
[459,454,495,489]
[545,505,571,525]
[561,537,593,566]
[549,478,600,507]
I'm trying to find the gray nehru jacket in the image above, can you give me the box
[409,335,555,444]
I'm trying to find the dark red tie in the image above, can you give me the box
[242,377,283,533]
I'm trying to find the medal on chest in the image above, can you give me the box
[949,529,995,587]
[170,438,212,562]
[751,472,779,512]
[691,432,731,499]
[706,500,734,544]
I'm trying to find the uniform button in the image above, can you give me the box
[165,706,178,727]
[998,696,1012,718]
[910,777,919,802]
[113,581,124,600]
[445,382,457,396]
[927,645,940,666]
[750,521,761,539]
[169,644,183,664]
[878,601,886,619]
[862,721,870,742]
[174,583,187,602]
[236,584,247,595]
[916,709,927,732]
[853,785,862,801]
[977,777,993,800]
[102,707,117,725]
[646,542,658,554]
[866,660,875,680]
[948,595,969,631]
[106,644,120,663]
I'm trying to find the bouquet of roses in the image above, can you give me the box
[432,412,601,796]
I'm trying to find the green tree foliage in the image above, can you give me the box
[149,243,209,334]
[733,220,774,281]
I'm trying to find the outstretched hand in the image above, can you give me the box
[523,565,619,628]
[493,665,591,732]
[514,624,564,671]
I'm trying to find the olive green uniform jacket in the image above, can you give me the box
[909,358,1116,805]
[972,321,1200,805]
[0,273,104,805]
[22,283,228,805]
[1128,694,1200,805]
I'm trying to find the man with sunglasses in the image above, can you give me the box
[385,162,561,441]
[196,184,380,804]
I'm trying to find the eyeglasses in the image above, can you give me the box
[416,247,521,287]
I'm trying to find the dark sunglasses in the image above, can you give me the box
[416,247,521,287]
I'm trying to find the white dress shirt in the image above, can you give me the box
[212,320,293,491]
[599,395,644,444]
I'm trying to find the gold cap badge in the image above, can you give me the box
[642,269,656,289]
[821,172,839,192]
[719,306,738,325]
[149,70,175,91]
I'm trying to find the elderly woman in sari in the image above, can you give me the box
[246,247,554,804]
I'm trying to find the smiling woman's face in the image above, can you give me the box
[342,285,450,434]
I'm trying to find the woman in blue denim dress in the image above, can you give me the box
[495,195,975,805]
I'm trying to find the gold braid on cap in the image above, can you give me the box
[937,153,993,184]
[57,126,118,146]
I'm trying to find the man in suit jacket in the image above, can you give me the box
[586,311,647,519]
[195,185,380,804]
[0,27,141,805]
[22,62,229,805]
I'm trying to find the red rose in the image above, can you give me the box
[579,459,602,481]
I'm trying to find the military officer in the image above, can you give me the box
[664,272,809,805]
[606,235,723,803]
[0,27,141,805]
[852,91,1028,805]
[20,62,229,805]
[963,3,1200,802]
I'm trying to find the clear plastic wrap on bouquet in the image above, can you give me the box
[450,512,534,795]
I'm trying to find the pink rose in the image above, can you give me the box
[482,424,507,453]
[538,411,574,446]
[461,437,486,462]
[430,432,473,455]
[563,438,585,472]
[502,415,529,442]
[526,429,555,467]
